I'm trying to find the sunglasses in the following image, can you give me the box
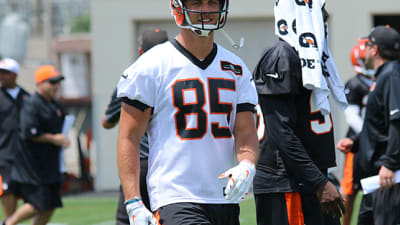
[48,79,61,85]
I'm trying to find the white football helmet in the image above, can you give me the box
[171,0,228,36]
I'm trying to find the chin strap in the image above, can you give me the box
[220,29,244,49]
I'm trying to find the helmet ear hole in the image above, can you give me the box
[172,0,185,25]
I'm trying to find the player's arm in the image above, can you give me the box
[264,94,328,187]
[31,133,70,147]
[379,119,400,188]
[233,110,259,164]
[102,88,122,129]
[117,102,151,200]
[264,94,344,217]
[219,109,259,202]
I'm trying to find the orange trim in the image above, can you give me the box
[155,210,162,225]
[0,174,3,196]
[285,192,304,225]
[341,152,354,195]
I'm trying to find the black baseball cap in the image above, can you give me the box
[139,28,168,52]
[362,25,400,53]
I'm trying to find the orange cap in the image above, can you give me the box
[35,65,64,84]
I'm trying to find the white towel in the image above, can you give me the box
[274,0,347,115]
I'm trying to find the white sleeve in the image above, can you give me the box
[237,65,258,106]
[344,104,363,134]
[117,57,157,107]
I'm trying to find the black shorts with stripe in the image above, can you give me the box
[255,192,340,225]
[156,202,240,225]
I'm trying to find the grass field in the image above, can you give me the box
[0,191,362,225]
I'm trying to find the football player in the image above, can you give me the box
[253,1,346,225]
[102,28,168,225]
[116,0,259,225]
[339,39,374,225]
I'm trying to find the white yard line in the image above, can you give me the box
[91,220,116,225]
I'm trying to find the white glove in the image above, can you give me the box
[218,160,256,202]
[125,198,158,225]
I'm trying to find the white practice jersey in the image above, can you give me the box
[118,40,258,211]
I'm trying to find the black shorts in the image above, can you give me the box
[16,183,62,210]
[358,183,400,225]
[156,202,240,225]
[255,192,340,225]
[116,158,149,225]
[0,166,17,196]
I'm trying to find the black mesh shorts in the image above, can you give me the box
[17,183,62,210]
[156,202,240,225]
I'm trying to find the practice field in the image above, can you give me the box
[0,191,361,225]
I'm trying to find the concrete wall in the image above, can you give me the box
[91,0,400,190]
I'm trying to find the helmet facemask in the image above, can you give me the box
[171,0,229,36]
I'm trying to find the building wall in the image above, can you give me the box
[91,0,400,190]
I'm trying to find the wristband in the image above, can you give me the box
[124,197,142,205]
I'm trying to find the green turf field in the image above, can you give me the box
[0,192,362,225]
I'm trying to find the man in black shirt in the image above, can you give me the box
[7,65,69,225]
[253,1,346,225]
[340,40,374,225]
[101,28,167,225]
[0,58,30,221]
[337,25,400,225]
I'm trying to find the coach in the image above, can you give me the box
[337,25,400,225]
[0,58,30,221]
[6,65,69,225]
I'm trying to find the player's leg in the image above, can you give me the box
[357,194,373,225]
[139,158,150,210]
[340,153,355,225]
[156,202,212,225]
[254,193,290,225]
[0,169,18,219]
[203,203,240,225]
[372,183,400,225]
[116,186,130,225]
[1,194,17,219]
[301,192,341,225]
[30,209,54,225]
[5,203,37,225]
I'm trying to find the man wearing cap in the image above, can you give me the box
[6,65,69,225]
[337,25,400,225]
[101,28,168,225]
[0,58,30,221]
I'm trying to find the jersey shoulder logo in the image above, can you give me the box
[220,61,243,76]
[390,109,399,116]
[265,73,280,79]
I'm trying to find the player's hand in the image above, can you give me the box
[316,181,345,218]
[378,165,395,189]
[52,134,70,148]
[125,199,158,225]
[218,160,255,202]
[336,138,353,153]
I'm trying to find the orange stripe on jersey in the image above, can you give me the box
[285,192,304,225]
[0,174,3,196]
[341,152,354,195]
